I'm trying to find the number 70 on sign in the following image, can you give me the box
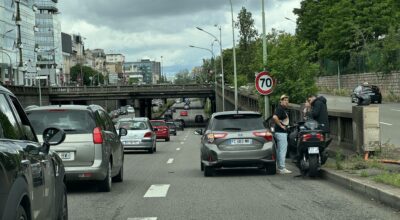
[255,71,275,95]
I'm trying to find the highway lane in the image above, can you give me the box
[322,94,400,147]
[67,128,398,220]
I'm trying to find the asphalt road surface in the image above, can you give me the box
[323,94,400,148]
[67,128,399,220]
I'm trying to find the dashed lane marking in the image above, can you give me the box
[391,109,400,112]
[143,184,170,198]
[127,217,157,220]
[180,142,184,145]
[176,148,181,151]
[380,122,393,126]
[167,158,174,164]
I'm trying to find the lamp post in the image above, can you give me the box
[262,0,269,118]
[189,44,217,100]
[160,56,163,83]
[196,26,225,111]
[229,0,238,110]
[1,29,14,84]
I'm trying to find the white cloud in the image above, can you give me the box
[59,0,300,74]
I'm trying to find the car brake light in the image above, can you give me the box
[93,127,103,144]
[253,131,273,141]
[206,133,227,143]
[144,132,152,138]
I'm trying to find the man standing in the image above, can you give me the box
[305,95,329,134]
[273,94,292,174]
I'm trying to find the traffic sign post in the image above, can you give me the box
[255,71,275,118]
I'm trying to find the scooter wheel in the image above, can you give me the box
[308,155,319,177]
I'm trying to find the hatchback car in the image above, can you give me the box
[26,104,127,192]
[166,121,177,136]
[0,86,68,220]
[351,84,382,104]
[150,120,170,141]
[195,111,276,177]
[116,117,157,153]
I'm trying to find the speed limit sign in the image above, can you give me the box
[255,71,275,95]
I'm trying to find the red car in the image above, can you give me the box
[180,111,188,116]
[150,120,170,141]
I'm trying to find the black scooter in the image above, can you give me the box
[287,119,332,177]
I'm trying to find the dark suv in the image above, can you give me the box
[351,84,382,104]
[26,105,127,192]
[0,86,68,220]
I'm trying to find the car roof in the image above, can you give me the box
[118,117,148,121]
[211,111,261,118]
[0,85,13,95]
[25,104,105,112]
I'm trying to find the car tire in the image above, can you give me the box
[204,166,214,177]
[57,183,68,220]
[200,161,204,171]
[113,164,124,182]
[265,163,277,175]
[16,204,28,220]
[166,137,170,142]
[99,162,112,192]
[148,147,154,154]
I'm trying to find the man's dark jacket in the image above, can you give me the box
[307,96,329,133]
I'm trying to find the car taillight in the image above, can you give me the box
[253,131,273,141]
[144,132,152,138]
[302,133,324,142]
[206,133,228,143]
[93,127,103,144]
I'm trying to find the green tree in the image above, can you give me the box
[174,69,194,84]
[70,64,103,86]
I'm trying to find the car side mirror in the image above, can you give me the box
[194,129,203,135]
[41,127,66,154]
[119,128,127,136]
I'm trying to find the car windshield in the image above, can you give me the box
[117,121,147,130]
[27,109,96,134]
[212,114,265,131]
[151,121,166,126]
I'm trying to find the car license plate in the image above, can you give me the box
[231,139,252,145]
[308,147,319,154]
[57,152,74,161]
[124,140,140,145]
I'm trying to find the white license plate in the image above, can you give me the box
[57,152,74,161]
[124,140,140,145]
[308,147,319,154]
[231,139,252,145]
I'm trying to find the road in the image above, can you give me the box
[67,128,398,220]
[323,94,400,147]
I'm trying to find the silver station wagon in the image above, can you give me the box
[26,105,127,192]
[116,117,157,153]
[195,111,276,177]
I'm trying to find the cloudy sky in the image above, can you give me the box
[59,0,300,76]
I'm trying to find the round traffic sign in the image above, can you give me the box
[255,71,274,95]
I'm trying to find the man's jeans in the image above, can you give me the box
[274,132,288,170]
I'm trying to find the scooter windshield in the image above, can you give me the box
[304,120,319,130]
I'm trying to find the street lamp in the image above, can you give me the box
[229,0,238,110]
[1,29,14,85]
[196,26,225,111]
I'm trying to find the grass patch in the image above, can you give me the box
[360,171,369,177]
[373,173,400,188]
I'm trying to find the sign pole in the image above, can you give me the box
[261,0,269,119]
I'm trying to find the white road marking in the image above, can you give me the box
[180,142,184,145]
[127,217,157,220]
[391,109,400,112]
[176,148,181,151]
[380,122,393,126]
[143,184,170,198]
[167,158,174,164]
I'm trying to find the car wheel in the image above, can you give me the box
[16,204,28,220]
[148,147,154,154]
[200,161,204,171]
[57,183,68,220]
[113,164,124,182]
[204,166,214,177]
[99,162,112,192]
[265,163,277,175]
[166,137,170,142]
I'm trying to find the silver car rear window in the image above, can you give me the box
[212,114,265,131]
[27,110,96,134]
[117,121,148,130]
